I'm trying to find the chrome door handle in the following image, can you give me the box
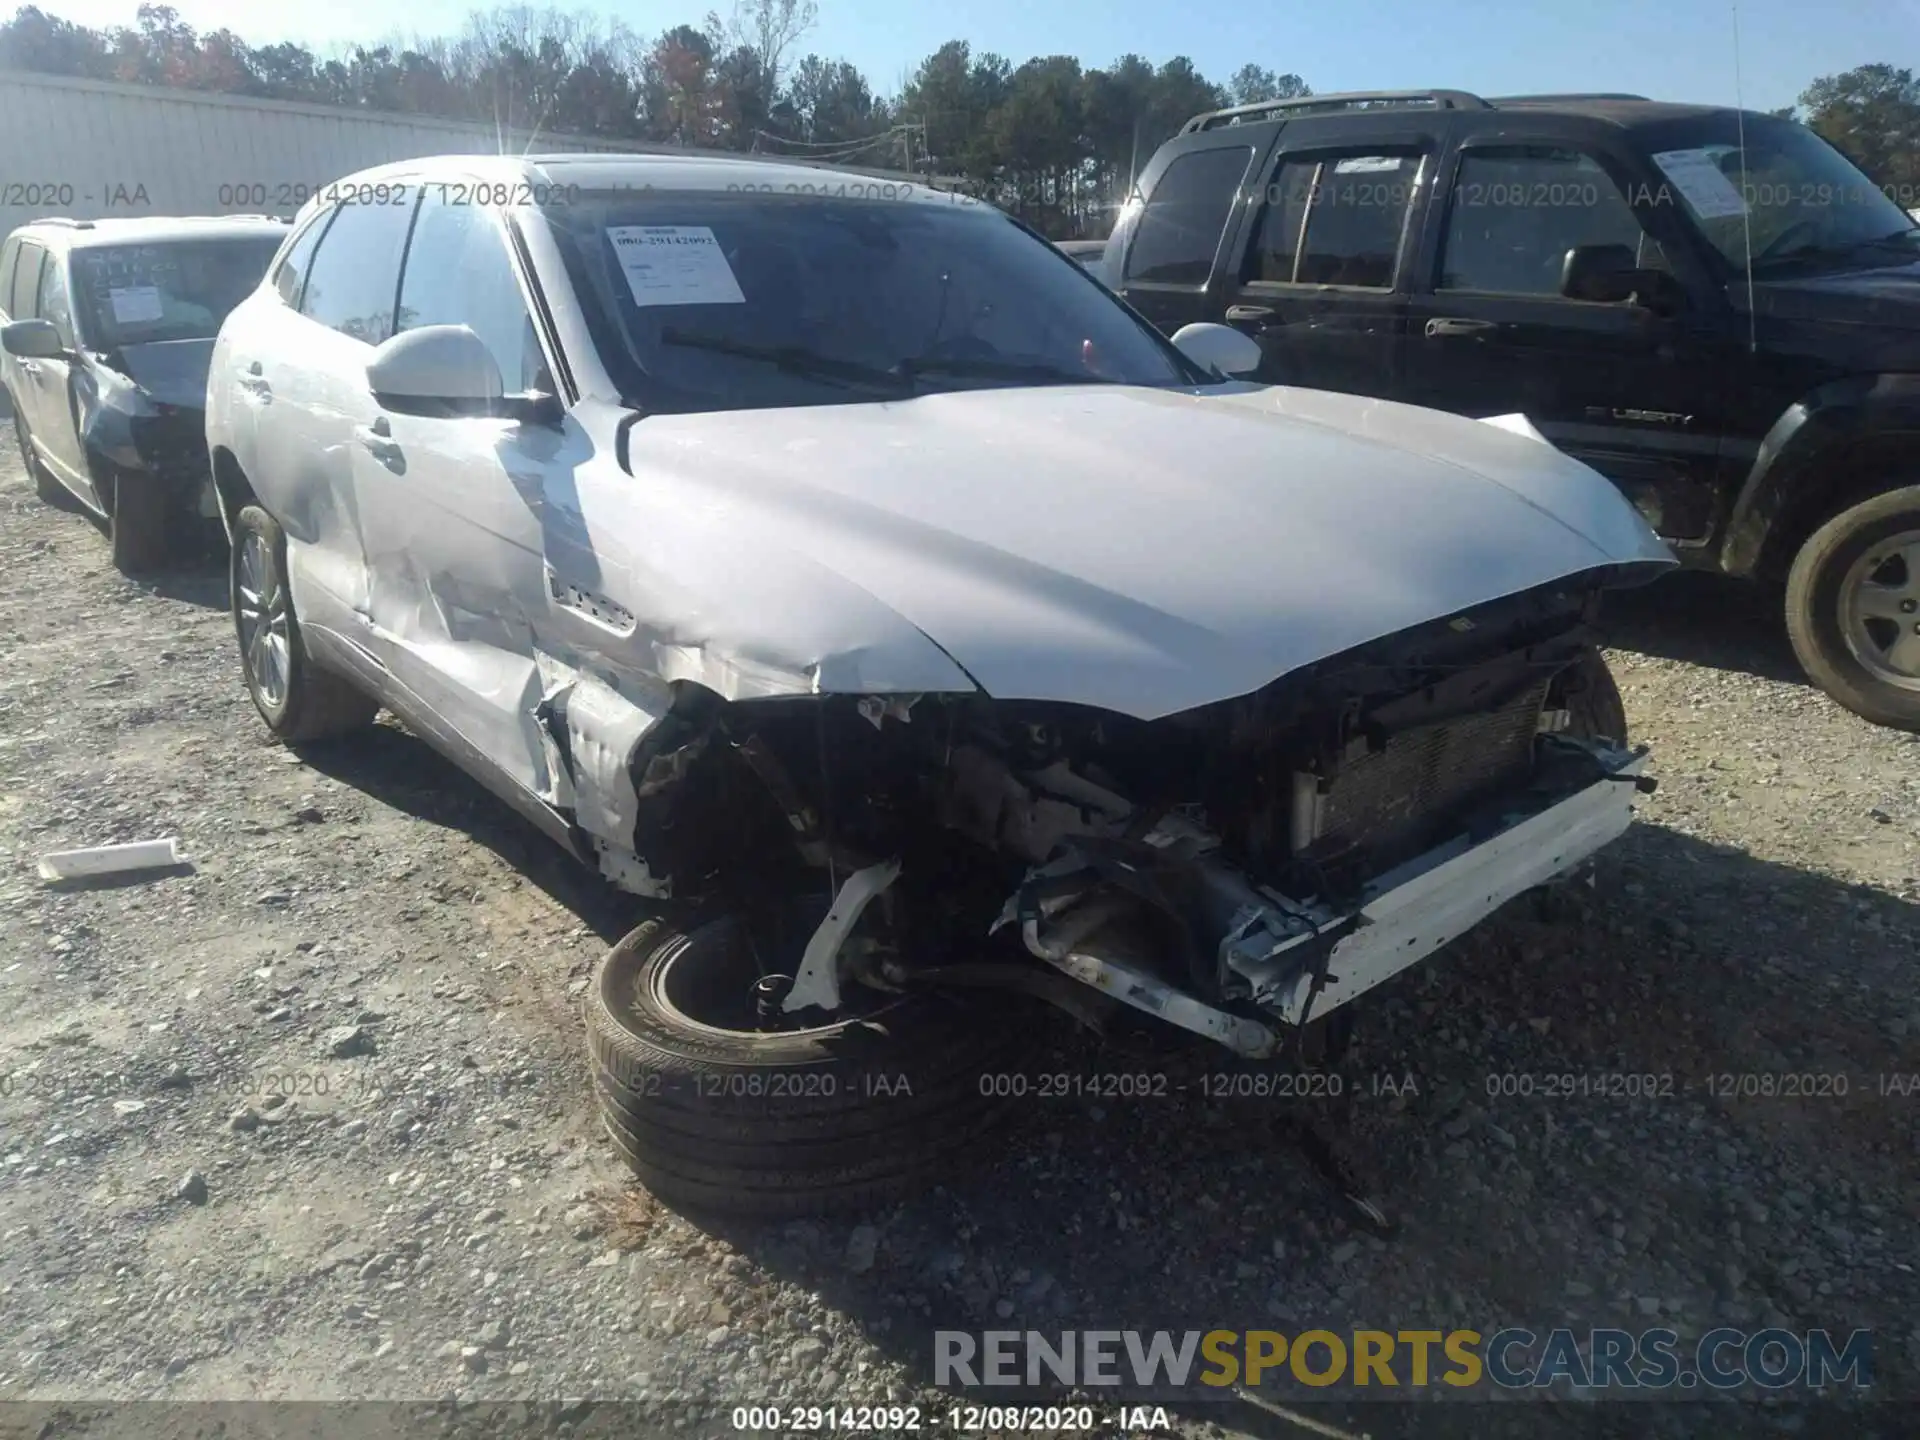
[1425,317,1497,338]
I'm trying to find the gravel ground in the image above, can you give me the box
[0,425,1915,1440]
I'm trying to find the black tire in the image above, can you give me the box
[1785,485,1920,731]
[230,502,378,741]
[12,401,64,506]
[586,916,1040,1217]
[106,467,176,573]
[1560,645,1629,745]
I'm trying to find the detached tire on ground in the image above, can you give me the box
[230,502,379,741]
[1785,484,1920,732]
[586,916,1040,1217]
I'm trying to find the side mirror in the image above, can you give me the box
[367,325,503,416]
[1560,244,1684,312]
[1171,321,1264,379]
[3,318,69,360]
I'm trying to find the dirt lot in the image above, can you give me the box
[0,423,1916,1440]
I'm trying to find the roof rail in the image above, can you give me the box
[31,216,96,229]
[1181,89,1490,133]
[1488,92,1651,103]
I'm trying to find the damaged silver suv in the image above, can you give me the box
[207,154,1674,1216]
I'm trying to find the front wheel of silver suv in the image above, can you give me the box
[231,502,378,741]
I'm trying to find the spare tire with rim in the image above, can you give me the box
[586,915,1043,1217]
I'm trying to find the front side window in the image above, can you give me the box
[299,197,419,344]
[0,238,18,319]
[36,254,73,345]
[70,238,283,347]
[543,192,1197,416]
[10,242,44,321]
[396,196,549,392]
[1439,147,1663,296]
[1123,146,1255,285]
[1249,152,1423,288]
[274,211,332,308]
[1643,116,1919,274]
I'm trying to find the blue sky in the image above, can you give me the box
[40,0,1920,111]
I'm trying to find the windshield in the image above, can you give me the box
[541,192,1195,413]
[1646,117,1918,275]
[72,237,284,348]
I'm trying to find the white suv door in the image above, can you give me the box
[349,185,571,800]
[237,194,418,645]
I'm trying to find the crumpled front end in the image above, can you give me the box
[574,568,1653,1055]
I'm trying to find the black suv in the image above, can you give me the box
[1108,89,1920,729]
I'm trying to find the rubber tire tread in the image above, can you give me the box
[586,916,1040,1217]
[1784,484,1920,732]
[13,403,64,506]
[231,503,379,741]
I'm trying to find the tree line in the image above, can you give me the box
[0,3,1913,236]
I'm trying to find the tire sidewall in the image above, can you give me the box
[1787,488,1920,730]
[230,504,298,732]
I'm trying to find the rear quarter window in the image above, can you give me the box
[1123,146,1255,286]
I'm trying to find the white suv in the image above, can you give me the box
[208,153,1673,1216]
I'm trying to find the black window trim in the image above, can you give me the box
[0,236,18,321]
[1428,136,1668,305]
[1239,142,1433,295]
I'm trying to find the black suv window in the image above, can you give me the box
[1439,147,1664,297]
[1247,152,1422,288]
[10,241,44,320]
[274,210,332,308]
[396,195,550,392]
[299,197,418,344]
[1123,146,1254,286]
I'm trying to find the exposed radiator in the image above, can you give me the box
[1310,676,1550,874]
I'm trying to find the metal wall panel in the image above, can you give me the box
[0,71,923,239]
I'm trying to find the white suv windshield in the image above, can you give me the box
[72,237,283,348]
[542,191,1195,413]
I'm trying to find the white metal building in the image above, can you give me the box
[0,69,930,237]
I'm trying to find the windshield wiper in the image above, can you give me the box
[895,355,1093,385]
[660,328,914,393]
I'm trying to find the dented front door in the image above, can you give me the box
[351,403,564,798]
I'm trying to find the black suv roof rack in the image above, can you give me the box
[1488,92,1651,103]
[32,216,96,229]
[1181,89,1492,133]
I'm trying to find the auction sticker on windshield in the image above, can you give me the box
[1651,149,1750,220]
[608,225,746,307]
[107,285,165,324]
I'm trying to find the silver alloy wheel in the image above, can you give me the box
[235,529,291,709]
[1840,528,1920,691]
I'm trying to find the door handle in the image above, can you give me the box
[1425,317,1497,338]
[356,418,402,464]
[17,359,38,376]
[1226,304,1277,327]
[237,364,272,402]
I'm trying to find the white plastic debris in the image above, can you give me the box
[1479,412,1552,446]
[37,837,185,884]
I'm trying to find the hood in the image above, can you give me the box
[614,383,1675,721]
[105,338,215,410]
[1750,258,1920,332]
